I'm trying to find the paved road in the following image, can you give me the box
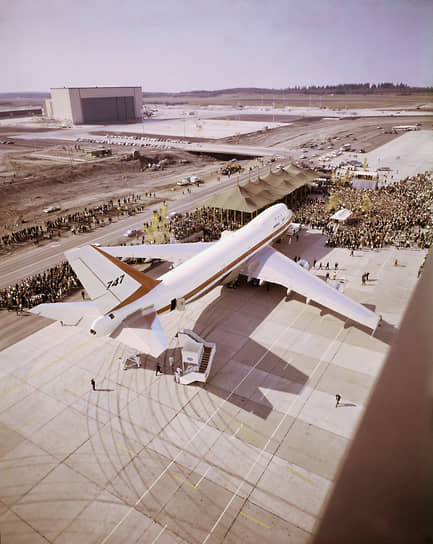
[11,124,292,159]
[0,161,287,288]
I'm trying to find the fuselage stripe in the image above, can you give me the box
[156,216,291,314]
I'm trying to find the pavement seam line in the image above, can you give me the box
[101,305,308,544]
[66,378,89,394]
[240,510,270,529]
[150,523,167,544]
[196,466,211,487]
[16,415,39,431]
[172,474,198,489]
[0,337,93,398]
[202,325,346,543]
[286,465,313,484]
[115,442,137,456]
[236,422,254,441]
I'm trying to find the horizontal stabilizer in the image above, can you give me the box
[110,310,168,358]
[30,301,101,325]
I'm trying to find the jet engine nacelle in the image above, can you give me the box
[90,313,123,337]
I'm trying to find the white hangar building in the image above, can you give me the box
[44,86,142,124]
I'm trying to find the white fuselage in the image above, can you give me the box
[118,203,292,318]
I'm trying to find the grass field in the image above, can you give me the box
[143,91,433,110]
[1,91,432,111]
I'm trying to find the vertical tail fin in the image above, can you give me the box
[65,245,161,315]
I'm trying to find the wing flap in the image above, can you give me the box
[243,247,379,330]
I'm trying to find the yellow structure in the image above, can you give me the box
[160,201,168,220]
[144,202,170,244]
[344,168,351,185]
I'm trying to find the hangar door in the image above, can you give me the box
[81,96,136,123]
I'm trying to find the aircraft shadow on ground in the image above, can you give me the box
[179,277,310,419]
[309,298,397,346]
[82,280,397,517]
[131,274,396,418]
[370,317,397,345]
[123,278,310,419]
[125,266,395,422]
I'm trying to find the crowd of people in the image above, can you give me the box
[1,171,431,314]
[1,194,148,250]
[294,172,433,250]
[169,172,432,251]
[0,263,82,313]
[169,208,243,242]
[0,208,242,312]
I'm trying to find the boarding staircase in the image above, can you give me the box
[177,330,216,385]
[199,346,212,373]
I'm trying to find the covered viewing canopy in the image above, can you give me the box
[201,165,317,213]
[330,208,353,222]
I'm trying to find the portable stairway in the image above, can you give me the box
[177,330,216,385]
[199,346,212,373]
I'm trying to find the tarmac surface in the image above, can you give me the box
[0,226,426,543]
[364,130,433,180]
[323,130,433,184]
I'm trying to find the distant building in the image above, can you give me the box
[43,86,142,125]
[0,107,42,119]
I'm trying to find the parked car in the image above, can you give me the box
[124,228,142,237]
[43,206,61,213]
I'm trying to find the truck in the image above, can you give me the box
[221,162,242,176]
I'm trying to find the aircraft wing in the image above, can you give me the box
[29,301,101,325]
[242,247,380,331]
[99,241,213,263]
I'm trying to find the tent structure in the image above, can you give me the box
[201,165,316,213]
[330,208,353,222]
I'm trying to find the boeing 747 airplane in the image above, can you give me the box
[31,203,380,356]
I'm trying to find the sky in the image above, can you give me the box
[1,0,432,92]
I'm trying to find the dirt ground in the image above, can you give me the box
[0,144,218,233]
[0,96,431,237]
